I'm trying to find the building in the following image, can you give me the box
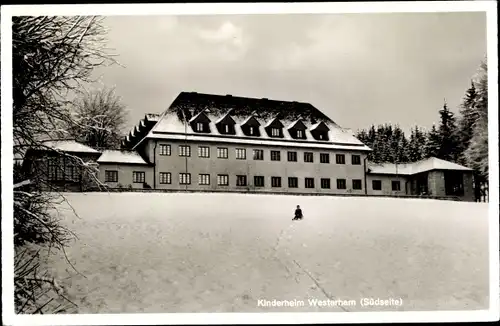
[22,140,101,192]
[120,91,372,194]
[366,157,474,201]
[21,92,476,201]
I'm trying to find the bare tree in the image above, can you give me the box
[12,15,117,313]
[68,87,128,150]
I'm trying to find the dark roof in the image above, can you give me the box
[124,92,371,151]
[170,92,334,125]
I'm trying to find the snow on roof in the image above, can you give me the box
[97,150,149,165]
[147,132,371,151]
[41,140,100,154]
[411,157,472,174]
[367,157,472,175]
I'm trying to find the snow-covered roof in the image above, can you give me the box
[146,132,371,151]
[131,91,368,150]
[367,157,472,175]
[97,150,149,165]
[41,140,100,154]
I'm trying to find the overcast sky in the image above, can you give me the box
[92,12,487,135]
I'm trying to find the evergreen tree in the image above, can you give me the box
[425,124,441,158]
[456,81,479,164]
[465,60,488,179]
[437,101,460,162]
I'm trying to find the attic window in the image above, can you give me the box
[271,128,281,137]
[225,125,229,133]
[297,130,304,138]
[196,122,204,132]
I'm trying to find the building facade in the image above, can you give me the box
[22,92,476,201]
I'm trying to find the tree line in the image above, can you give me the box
[356,60,489,184]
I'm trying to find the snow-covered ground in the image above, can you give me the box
[44,193,489,313]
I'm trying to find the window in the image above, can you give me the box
[271,177,282,188]
[445,171,465,196]
[179,173,191,185]
[288,151,297,162]
[236,175,247,186]
[217,147,228,159]
[270,150,281,161]
[297,130,304,138]
[217,174,229,186]
[159,144,171,156]
[105,170,118,182]
[133,171,145,183]
[198,146,210,158]
[304,152,314,163]
[372,180,382,190]
[199,174,210,185]
[236,148,246,160]
[353,179,362,190]
[288,177,298,188]
[179,145,191,157]
[336,179,346,190]
[336,154,346,164]
[305,178,315,189]
[352,155,361,165]
[64,165,79,182]
[225,124,229,133]
[271,128,281,137]
[320,153,330,164]
[392,180,401,191]
[48,157,64,181]
[253,149,264,160]
[321,178,331,189]
[254,176,265,187]
[249,126,255,135]
[159,172,171,184]
[196,122,204,132]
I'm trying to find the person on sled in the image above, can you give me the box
[293,205,303,220]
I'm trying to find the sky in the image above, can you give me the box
[91,12,487,135]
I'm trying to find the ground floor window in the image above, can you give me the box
[321,178,331,189]
[445,171,464,196]
[352,179,362,190]
[305,178,315,188]
[254,176,265,187]
[271,176,282,187]
[236,175,247,186]
[217,174,229,186]
[372,180,382,190]
[199,174,210,185]
[336,179,346,189]
[48,156,80,182]
[179,173,191,185]
[392,180,401,191]
[105,170,118,183]
[133,171,145,183]
[288,177,298,188]
[159,172,171,184]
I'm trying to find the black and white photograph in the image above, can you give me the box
[1,1,498,325]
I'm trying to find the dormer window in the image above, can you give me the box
[288,119,307,140]
[241,116,261,137]
[264,117,284,138]
[189,111,211,133]
[215,112,236,135]
[310,121,330,141]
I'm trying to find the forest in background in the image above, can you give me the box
[356,60,489,187]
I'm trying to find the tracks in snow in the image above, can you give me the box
[270,220,349,312]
